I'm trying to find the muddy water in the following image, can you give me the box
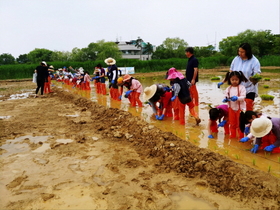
[55,73,280,178]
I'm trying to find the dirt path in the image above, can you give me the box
[0,80,279,209]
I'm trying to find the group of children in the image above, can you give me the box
[207,71,279,154]
[42,58,279,154]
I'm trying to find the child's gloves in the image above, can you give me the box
[239,137,250,143]
[171,96,177,101]
[222,98,230,103]
[111,80,115,84]
[155,115,159,120]
[264,144,276,152]
[163,87,171,92]
[125,90,133,97]
[244,126,250,135]
[158,114,165,120]
[250,144,259,153]
[217,82,224,88]
[208,134,214,139]
[118,95,122,100]
[230,96,238,101]
[218,120,227,127]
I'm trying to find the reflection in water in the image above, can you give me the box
[54,73,280,177]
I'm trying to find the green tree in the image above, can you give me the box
[50,51,71,61]
[16,54,29,64]
[194,45,217,57]
[94,40,122,61]
[0,53,15,65]
[27,48,53,63]
[134,36,144,60]
[152,37,188,59]
[219,29,276,57]
[271,34,280,55]
[70,47,89,62]
[142,42,154,60]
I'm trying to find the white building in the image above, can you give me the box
[116,41,153,60]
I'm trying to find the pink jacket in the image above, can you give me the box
[131,79,143,93]
[224,85,246,111]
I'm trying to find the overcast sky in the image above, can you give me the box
[0,0,279,58]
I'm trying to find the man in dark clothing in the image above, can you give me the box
[185,47,199,106]
[35,61,49,98]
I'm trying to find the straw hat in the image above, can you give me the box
[49,65,54,69]
[104,57,116,65]
[250,117,272,137]
[41,61,47,66]
[167,67,185,80]
[123,74,132,82]
[143,84,157,101]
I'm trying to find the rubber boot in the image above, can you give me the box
[173,97,180,120]
[245,98,254,111]
[187,101,201,125]
[224,122,230,135]
[210,121,218,133]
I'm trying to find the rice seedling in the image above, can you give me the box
[210,77,220,80]
[278,157,280,163]
[260,94,274,101]
[193,139,198,143]
[249,74,262,84]
[268,165,271,173]
[252,159,256,166]
[264,152,271,158]
[264,78,270,81]
[201,131,204,137]
[234,154,240,160]
[224,150,229,155]
[263,85,269,88]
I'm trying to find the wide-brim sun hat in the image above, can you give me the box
[167,67,185,80]
[49,65,54,69]
[123,74,132,82]
[104,57,116,65]
[250,117,272,137]
[41,61,47,66]
[143,84,157,101]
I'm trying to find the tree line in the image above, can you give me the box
[0,29,279,65]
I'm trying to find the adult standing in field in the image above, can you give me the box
[185,47,199,106]
[105,57,119,100]
[218,43,261,111]
[35,61,49,98]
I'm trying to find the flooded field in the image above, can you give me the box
[57,70,280,178]
[0,68,279,209]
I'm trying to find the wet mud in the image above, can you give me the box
[0,75,280,209]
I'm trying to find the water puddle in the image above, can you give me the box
[0,116,11,119]
[32,143,51,153]
[56,139,74,144]
[8,92,33,100]
[0,135,50,157]
[170,192,216,209]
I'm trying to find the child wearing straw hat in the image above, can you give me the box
[143,84,172,120]
[248,117,280,153]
